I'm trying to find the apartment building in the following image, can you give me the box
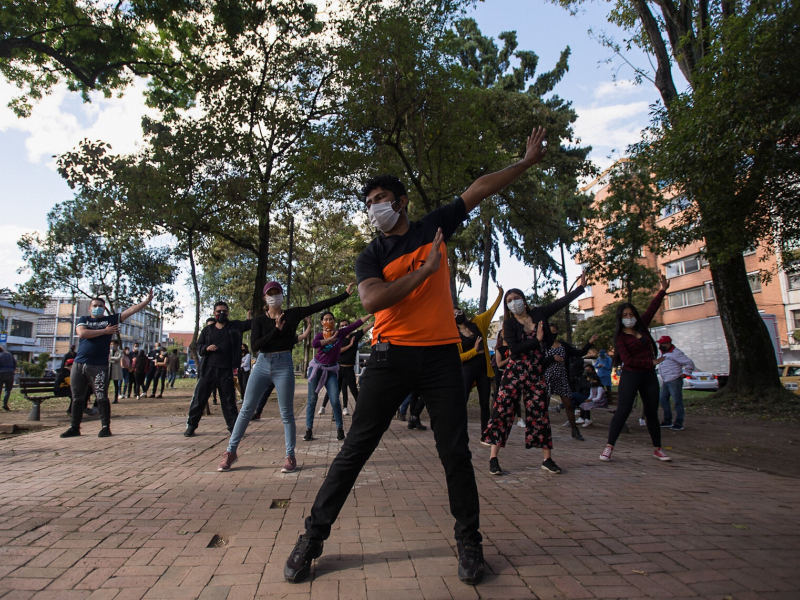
[577,164,800,363]
[0,300,45,363]
[36,297,166,369]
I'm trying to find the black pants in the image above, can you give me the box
[151,369,166,396]
[462,360,492,434]
[1,372,13,405]
[239,369,250,398]
[608,370,661,447]
[134,372,146,397]
[111,379,121,400]
[304,343,480,544]
[144,368,155,393]
[255,382,275,415]
[187,366,238,430]
[69,363,111,428]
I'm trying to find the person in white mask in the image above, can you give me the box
[216,281,354,474]
[599,274,672,463]
[480,277,586,477]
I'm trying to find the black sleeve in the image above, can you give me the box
[421,197,468,242]
[503,319,541,356]
[353,330,365,343]
[297,292,350,319]
[250,317,280,354]
[355,245,384,283]
[197,326,210,356]
[542,285,586,319]
[232,319,252,333]
[563,341,593,358]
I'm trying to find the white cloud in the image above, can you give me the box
[593,79,641,100]
[0,224,40,290]
[574,100,651,169]
[0,78,156,166]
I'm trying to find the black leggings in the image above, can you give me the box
[607,370,661,447]
[463,361,492,434]
[135,372,146,397]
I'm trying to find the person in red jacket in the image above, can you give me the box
[600,274,673,463]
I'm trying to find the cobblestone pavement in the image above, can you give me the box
[0,403,798,600]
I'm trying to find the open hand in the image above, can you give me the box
[523,126,548,166]
[660,273,670,291]
[275,314,285,330]
[207,344,218,352]
[475,336,483,354]
[106,324,120,335]
[145,288,154,304]
[423,228,444,274]
[536,321,545,341]
[589,334,598,344]
[346,282,356,295]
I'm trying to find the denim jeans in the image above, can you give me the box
[399,393,412,415]
[227,351,296,457]
[660,377,684,426]
[167,371,177,387]
[306,367,342,430]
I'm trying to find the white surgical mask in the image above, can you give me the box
[368,201,401,233]
[266,293,283,308]
[507,299,525,315]
[622,317,637,328]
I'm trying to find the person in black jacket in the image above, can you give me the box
[184,302,251,436]
[542,323,596,441]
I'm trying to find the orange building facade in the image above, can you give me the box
[576,164,800,363]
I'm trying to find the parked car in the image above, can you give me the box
[682,372,719,391]
[778,365,800,394]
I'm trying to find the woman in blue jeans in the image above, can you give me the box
[217,281,354,474]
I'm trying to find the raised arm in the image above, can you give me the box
[472,286,503,333]
[297,284,354,319]
[460,127,547,213]
[542,274,586,319]
[642,275,669,327]
[120,289,154,322]
[359,229,445,313]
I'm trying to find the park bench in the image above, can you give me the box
[19,377,57,422]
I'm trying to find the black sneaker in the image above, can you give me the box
[60,426,81,438]
[660,421,673,428]
[284,535,323,583]
[337,427,345,441]
[183,426,196,437]
[408,416,417,429]
[456,540,485,585]
[571,427,585,441]
[98,426,112,438]
[541,458,562,474]
[489,457,502,476]
[397,411,406,422]
[303,428,313,441]
[670,424,684,431]
[414,418,427,431]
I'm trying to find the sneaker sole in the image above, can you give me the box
[281,467,297,473]
[489,470,502,476]
[541,466,562,474]
[479,441,491,447]
[599,455,611,461]
[653,455,672,461]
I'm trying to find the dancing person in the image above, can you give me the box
[108,339,123,404]
[0,345,16,411]
[252,317,312,421]
[151,349,167,398]
[184,302,251,436]
[600,275,672,462]
[656,336,695,430]
[456,286,503,434]
[492,328,522,428]
[60,291,154,438]
[579,374,607,426]
[543,325,597,441]
[167,349,180,388]
[133,350,147,398]
[239,344,251,399]
[217,282,353,473]
[594,349,613,402]
[304,312,371,442]
[283,126,550,586]
[319,318,373,417]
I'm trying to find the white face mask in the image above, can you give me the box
[507,299,525,315]
[368,200,401,233]
[622,317,637,328]
[266,293,283,308]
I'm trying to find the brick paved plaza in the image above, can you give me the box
[1,402,799,600]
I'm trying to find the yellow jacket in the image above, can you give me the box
[457,288,504,379]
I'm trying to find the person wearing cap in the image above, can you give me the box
[216,281,354,474]
[656,336,695,431]
[184,301,252,437]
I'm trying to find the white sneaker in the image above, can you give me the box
[516,418,524,428]
[638,418,646,427]
[561,420,571,428]
[582,419,592,427]
[576,417,585,424]
[318,406,325,415]
[343,407,349,416]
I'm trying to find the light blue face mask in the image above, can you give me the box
[91,306,104,318]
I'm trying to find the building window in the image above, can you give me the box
[792,309,800,330]
[748,271,762,293]
[668,287,706,309]
[608,279,622,293]
[665,255,703,279]
[789,274,800,291]
[704,281,715,300]
[10,320,33,338]
[659,194,691,219]
[743,245,757,257]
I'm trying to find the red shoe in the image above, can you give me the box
[281,455,297,473]
[653,448,672,461]
[217,451,238,472]
[599,445,613,462]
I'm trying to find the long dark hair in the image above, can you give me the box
[612,302,656,367]
[502,288,530,322]
[241,343,249,355]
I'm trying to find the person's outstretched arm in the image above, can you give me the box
[472,286,504,334]
[297,283,355,319]
[460,127,548,213]
[121,289,154,322]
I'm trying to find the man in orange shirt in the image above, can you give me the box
[285,127,549,586]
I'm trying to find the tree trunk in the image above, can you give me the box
[252,209,271,316]
[710,251,782,396]
[478,212,492,313]
[286,216,294,309]
[187,230,201,366]
[559,242,573,344]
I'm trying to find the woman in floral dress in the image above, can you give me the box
[481,288,562,475]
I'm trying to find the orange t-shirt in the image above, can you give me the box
[355,198,467,346]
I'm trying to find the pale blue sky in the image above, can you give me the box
[0,0,670,329]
